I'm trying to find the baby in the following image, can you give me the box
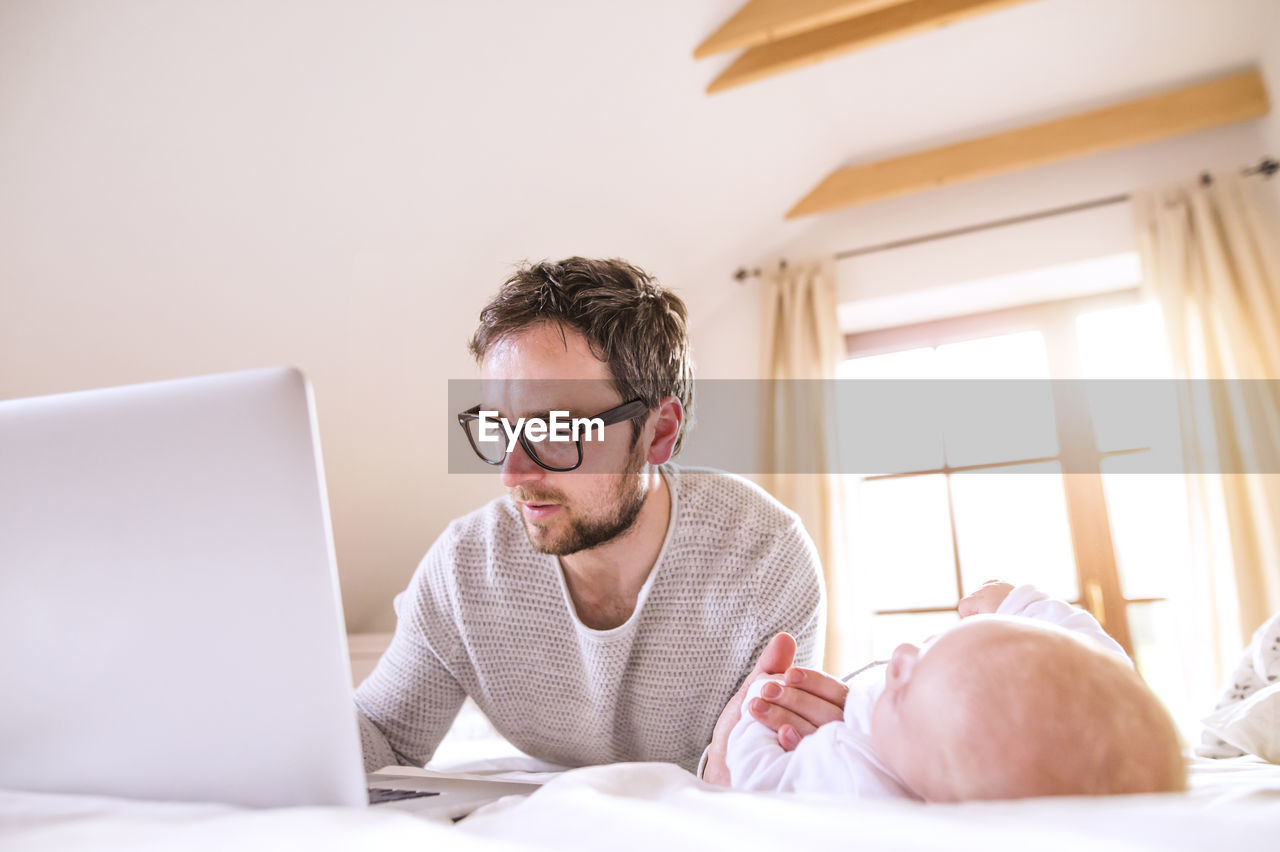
[726,583,1187,801]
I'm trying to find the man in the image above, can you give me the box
[356,257,825,774]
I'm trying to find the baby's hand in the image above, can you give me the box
[958,581,1014,617]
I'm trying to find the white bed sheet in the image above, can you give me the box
[3,756,1278,852]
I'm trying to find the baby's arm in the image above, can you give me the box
[993,584,1129,661]
[725,676,794,790]
[727,676,905,795]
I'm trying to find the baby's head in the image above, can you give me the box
[870,616,1186,802]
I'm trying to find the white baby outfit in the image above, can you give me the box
[726,585,1127,796]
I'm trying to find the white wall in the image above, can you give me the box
[3,0,1275,632]
[0,1,756,631]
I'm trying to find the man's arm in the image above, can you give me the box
[701,633,796,784]
[353,620,467,771]
[357,709,405,771]
[733,519,845,755]
[353,538,470,772]
[702,519,827,784]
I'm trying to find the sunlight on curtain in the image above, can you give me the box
[759,260,844,671]
[1134,174,1280,695]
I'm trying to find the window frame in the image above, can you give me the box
[844,287,1150,656]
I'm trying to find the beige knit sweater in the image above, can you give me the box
[355,466,825,773]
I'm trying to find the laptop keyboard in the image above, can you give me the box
[367,787,442,805]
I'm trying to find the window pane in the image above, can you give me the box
[848,475,956,611]
[1099,458,1192,599]
[1076,303,1174,379]
[935,332,1059,466]
[839,347,944,474]
[839,347,936,380]
[1127,599,1199,736]
[869,611,960,662]
[934,330,1051,379]
[1076,303,1182,453]
[949,462,1079,600]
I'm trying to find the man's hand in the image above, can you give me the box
[702,633,796,786]
[958,580,1014,617]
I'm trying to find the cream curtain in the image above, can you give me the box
[1133,174,1280,688]
[759,259,846,671]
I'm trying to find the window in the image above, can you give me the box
[840,291,1197,726]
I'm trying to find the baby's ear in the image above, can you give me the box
[885,643,921,690]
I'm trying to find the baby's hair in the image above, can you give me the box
[935,623,1186,800]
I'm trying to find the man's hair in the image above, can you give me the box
[468,257,694,453]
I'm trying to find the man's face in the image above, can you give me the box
[479,322,651,556]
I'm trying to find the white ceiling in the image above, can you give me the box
[3,1,1275,312]
[1,0,1276,627]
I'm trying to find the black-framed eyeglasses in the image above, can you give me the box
[457,399,649,472]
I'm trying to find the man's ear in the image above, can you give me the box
[885,643,921,691]
[645,396,683,465]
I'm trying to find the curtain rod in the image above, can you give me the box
[733,156,1278,281]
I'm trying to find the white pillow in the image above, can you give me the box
[1202,681,1280,764]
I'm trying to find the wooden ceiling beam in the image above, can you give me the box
[786,69,1270,219]
[707,0,1035,94]
[693,0,912,59]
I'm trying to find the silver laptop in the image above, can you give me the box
[0,367,540,818]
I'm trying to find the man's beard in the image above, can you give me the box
[514,449,648,556]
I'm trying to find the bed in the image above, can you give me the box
[4,755,1277,852]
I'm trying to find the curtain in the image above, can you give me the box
[1133,173,1280,690]
[759,259,847,671]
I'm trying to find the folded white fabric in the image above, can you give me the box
[1198,610,1280,759]
[1202,682,1280,764]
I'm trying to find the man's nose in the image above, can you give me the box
[500,441,544,488]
